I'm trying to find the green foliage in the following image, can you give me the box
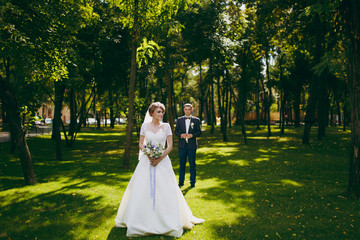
[136,38,161,67]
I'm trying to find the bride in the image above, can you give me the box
[115,102,204,237]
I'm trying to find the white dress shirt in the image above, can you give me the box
[185,117,191,134]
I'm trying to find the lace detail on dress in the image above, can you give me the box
[140,123,172,137]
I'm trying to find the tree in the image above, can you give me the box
[110,0,185,168]
[179,1,223,123]
[341,0,360,199]
[0,0,60,184]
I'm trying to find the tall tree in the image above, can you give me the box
[122,0,139,169]
[0,0,81,183]
[341,0,360,199]
[111,0,185,168]
[0,71,37,185]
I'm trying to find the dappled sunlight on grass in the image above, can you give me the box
[104,149,123,155]
[227,159,250,166]
[209,142,240,147]
[197,146,239,157]
[257,149,271,153]
[277,137,292,142]
[1,125,359,239]
[254,157,270,162]
[248,136,280,140]
[281,179,303,187]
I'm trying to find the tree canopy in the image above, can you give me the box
[1,0,359,199]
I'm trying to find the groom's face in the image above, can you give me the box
[184,106,192,117]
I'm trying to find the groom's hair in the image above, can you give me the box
[148,102,165,116]
[183,103,193,109]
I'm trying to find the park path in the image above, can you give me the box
[0,126,52,143]
[0,132,10,143]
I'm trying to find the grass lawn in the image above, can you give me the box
[0,125,359,240]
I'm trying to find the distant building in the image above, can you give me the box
[37,103,70,123]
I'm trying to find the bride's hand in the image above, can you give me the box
[148,157,157,166]
[150,157,161,166]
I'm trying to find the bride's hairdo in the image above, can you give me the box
[148,102,165,116]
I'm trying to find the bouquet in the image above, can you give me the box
[142,141,165,159]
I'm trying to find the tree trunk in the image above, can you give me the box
[53,80,66,160]
[240,106,247,145]
[79,89,87,130]
[293,91,301,127]
[256,76,261,129]
[343,0,360,199]
[280,90,285,135]
[217,75,227,141]
[239,46,249,143]
[224,72,229,129]
[206,91,211,126]
[329,94,334,127]
[293,83,301,127]
[210,80,215,134]
[104,106,107,127]
[209,57,215,134]
[68,87,77,144]
[109,90,115,128]
[336,99,342,126]
[265,53,272,137]
[228,90,232,128]
[10,134,16,154]
[75,89,93,133]
[343,102,348,131]
[302,75,318,144]
[304,13,325,143]
[279,54,285,135]
[198,62,204,123]
[0,71,36,185]
[96,111,101,129]
[238,88,248,145]
[165,55,174,131]
[317,76,329,140]
[123,0,139,169]
[172,79,178,120]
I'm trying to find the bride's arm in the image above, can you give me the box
[139,135,145,150]
[140,135,155,162]
[139,123,146,150]
[151,135,173,166]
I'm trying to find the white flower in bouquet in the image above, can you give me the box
[142,141,165,159]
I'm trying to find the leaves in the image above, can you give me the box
[136,37,161,67]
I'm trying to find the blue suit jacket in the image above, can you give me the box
[174,116,202,149]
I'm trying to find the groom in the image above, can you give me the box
[174,103,202,188]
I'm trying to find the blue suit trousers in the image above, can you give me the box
[179,144,196,186]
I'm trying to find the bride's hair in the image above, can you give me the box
[148,102,165,116]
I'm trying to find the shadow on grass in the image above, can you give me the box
[180,186,192,196]
[0,182,115,240]
[0,127,138,191]
[0,125,359,239]
[106,227,184,240]
[191,126,359,239]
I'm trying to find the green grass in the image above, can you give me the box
[0,125,359,240]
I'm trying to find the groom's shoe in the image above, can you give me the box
[190,183,195,188]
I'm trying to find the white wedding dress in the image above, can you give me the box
[115,122,204,237]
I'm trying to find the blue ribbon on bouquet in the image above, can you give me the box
[149,165,156,210]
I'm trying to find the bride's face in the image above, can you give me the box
[152,107,164,121]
